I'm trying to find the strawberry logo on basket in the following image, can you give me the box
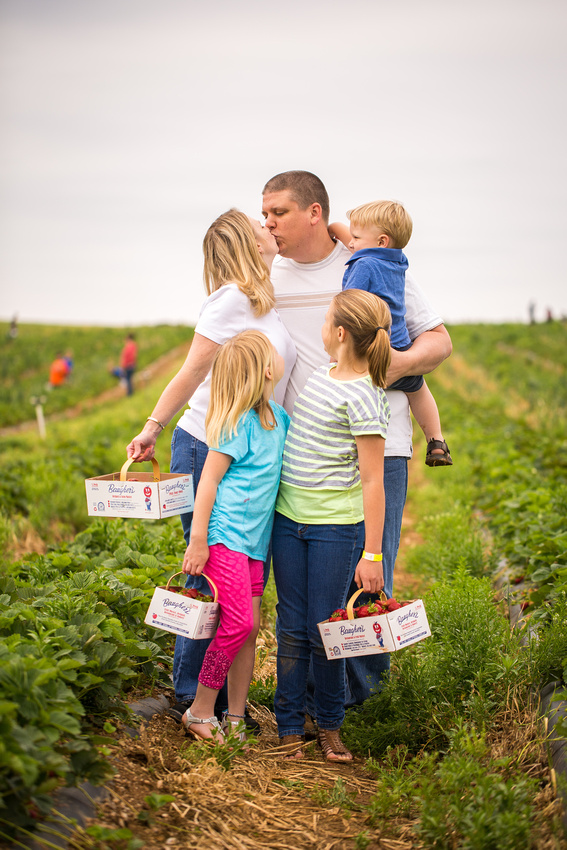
[144,486,152,497]
[152,613,157,619]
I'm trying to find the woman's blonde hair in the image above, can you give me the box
[206,330,277,448]
[331,290,392,388]
[202,209,275,317]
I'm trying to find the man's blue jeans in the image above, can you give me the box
[344,456,409,706]
[272,511,365,735]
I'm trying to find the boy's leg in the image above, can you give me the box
[406,381,444,444]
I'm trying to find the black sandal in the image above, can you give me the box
[425,438,453,467]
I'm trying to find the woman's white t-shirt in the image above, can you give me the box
[177,284,297,444]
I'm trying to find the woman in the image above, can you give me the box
[127,209,296,723]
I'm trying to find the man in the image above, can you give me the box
[262,170,452,704]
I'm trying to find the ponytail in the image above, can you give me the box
[331,290,392,387]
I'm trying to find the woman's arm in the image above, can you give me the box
[386,324,452,386]
[127,333,221,461]
[182,451,232,575]
[353,433,386,593]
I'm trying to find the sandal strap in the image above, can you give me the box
[182,710,222,730]
[318,729,352,759]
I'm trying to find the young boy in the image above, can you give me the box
[329,200,452,466]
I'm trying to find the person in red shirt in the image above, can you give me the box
[119,333,138,396]
[49,353,70,387]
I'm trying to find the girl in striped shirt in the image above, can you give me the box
[272,288,392,762]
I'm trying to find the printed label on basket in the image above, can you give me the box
[318,600,430,659]
[144,585,219,639]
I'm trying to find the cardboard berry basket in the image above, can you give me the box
[85,456,194,520]
[318,588,431,660]
[144,571,220,639]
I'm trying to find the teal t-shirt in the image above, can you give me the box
[207,404,290,561]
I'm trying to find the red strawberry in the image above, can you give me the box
[180,587,199,598]
[385,598,402,612]
[354,601,382,618]
[329,608,348,621]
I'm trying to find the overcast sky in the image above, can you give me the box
[1,0,566,328]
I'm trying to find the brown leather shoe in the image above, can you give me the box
[279,734,305,760]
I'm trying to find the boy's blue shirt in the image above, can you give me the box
[343,247,411,348]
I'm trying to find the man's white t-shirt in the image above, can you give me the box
[270,242,443,458]
[177,284,296,444]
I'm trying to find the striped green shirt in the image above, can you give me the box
[276,365,390,523]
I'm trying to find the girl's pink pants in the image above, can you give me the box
[198,543,264,690]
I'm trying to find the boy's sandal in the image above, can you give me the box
[182,709,225,743]
[425,438,453,467]
[317,729,353,763]
[279,734,305,760]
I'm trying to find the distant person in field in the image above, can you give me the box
[49,353,70,388]
[111,333,138,396]
[329,200,452,467]
[8,315,18,340]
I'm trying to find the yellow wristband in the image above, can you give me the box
[362,551,383,562]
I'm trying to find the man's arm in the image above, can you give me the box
[386,324,452,385]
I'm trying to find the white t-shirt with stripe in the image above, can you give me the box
[276,365,390,524]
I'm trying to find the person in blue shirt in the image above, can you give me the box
[180,330,289,745]
[329,200,452,467]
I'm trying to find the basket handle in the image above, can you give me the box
[346,588,387,620]
[120,456,161,482]
[165,571,218,603]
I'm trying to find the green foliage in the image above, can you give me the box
[364,725,536,849]
[343,569,528,756]
[0,519,184,839]
[0,321,192,427]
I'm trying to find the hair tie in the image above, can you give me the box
[374,326,388,337]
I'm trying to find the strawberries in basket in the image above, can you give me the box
[171,586,214,603]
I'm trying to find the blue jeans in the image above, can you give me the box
[169,426,271,706]
[272,512,365,735]
[169,427,223,705]
[344,455,409,706]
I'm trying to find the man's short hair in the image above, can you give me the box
[262,171,330,223]
[348,200,413,249]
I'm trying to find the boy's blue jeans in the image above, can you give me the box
[272,512,365,735]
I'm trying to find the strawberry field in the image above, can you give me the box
[1,319,567,849]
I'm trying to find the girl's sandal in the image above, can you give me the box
[318,729,353,763]
[221,712,249,750]
[181,709,225,743]
[425,438,453,467]
[279,734,305,760]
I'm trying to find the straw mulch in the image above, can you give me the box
[74,703,417,850]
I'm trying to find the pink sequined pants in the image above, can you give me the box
[198,543,264,690]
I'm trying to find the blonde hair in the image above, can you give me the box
[347,200,413,249]
[206,331,277,448]
[202,209,275,317]
[331,290,392,388]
